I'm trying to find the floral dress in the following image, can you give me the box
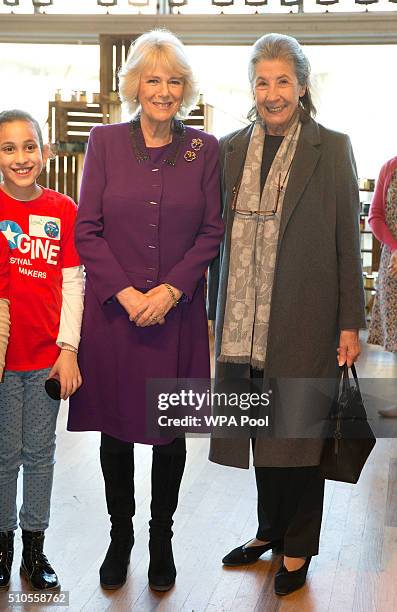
[368,168,397,351]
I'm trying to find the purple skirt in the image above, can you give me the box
[67,279,210,444]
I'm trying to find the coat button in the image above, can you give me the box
[148,245,156,249]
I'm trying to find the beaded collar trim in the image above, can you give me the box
[128,115,186,167]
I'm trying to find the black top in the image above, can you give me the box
[260,135,284,194]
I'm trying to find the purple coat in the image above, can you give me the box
[67,122,224,443]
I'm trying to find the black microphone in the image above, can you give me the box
[44,378,61,401]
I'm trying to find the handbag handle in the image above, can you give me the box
[350,363,361,393]
[341,364,350,394]
[340,362,362,401]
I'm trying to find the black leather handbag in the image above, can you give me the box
[320,364,376,484]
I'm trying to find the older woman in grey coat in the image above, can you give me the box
[208,33,366,596]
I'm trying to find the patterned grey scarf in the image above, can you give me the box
[219,116,301,369]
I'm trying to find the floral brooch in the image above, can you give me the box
[184,137,204,163]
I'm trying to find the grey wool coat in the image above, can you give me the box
[208,117,366,469]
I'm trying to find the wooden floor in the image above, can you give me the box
[1,334,397,612]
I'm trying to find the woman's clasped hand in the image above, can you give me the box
[116,283,182,326]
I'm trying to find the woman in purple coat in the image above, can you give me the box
[67,30,223,592]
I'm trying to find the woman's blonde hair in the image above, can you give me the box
[118,29,199,119]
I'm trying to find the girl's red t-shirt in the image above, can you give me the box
[0,187,80,371]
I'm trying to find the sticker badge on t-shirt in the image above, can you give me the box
[29,215,61,240]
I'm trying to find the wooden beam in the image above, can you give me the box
[0,13,397,45]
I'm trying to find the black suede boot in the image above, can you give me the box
[99,439,135,590]
[20,531,59,590]
[0,531,14,591]
[148,443,186,592]
[148,537,176,593]
[99,518,134,590]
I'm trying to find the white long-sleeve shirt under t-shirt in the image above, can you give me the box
[56,265,84,351]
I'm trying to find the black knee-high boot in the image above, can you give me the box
[148,439,186,592]
[99,434,135,590]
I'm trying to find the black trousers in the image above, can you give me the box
[250,368,325,558]
[254,465,325,557]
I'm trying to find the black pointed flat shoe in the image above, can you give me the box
[222,539,284,566]
[274,556,311,596]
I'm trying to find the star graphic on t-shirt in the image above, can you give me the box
[0,220,23,249]
[2,223,19,246]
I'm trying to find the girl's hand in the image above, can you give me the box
[134,284,182,327]
[48,349,82,400]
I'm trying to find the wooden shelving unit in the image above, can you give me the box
[38,99,113,201]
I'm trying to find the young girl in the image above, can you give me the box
[0,110,84,591]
